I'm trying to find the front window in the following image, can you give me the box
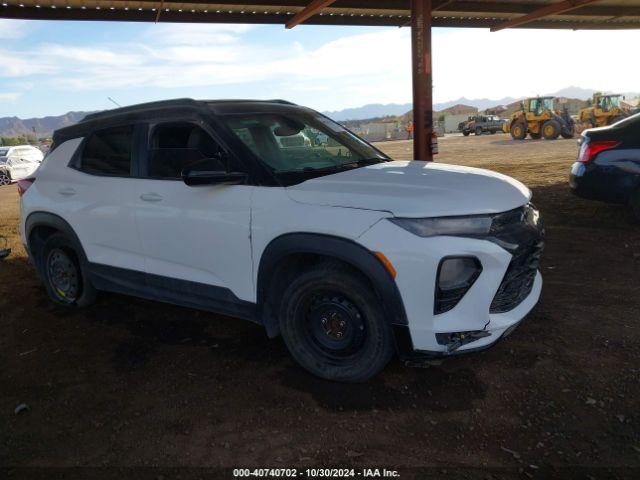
[146,122,229,179]
[221,110,389,184]
[598,95,621,112]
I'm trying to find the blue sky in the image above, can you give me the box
[1,19,640,118]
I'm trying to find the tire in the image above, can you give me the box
[490,129,496,134]
[631,189,640,222]
[510,122,527,140]
[279,262,394,382]
[0,170,11,186]
[462,130,470,137]
[542,120,561,140]
[39,233,97,307]
[475,127,483,136]
[529,131,542,140]
[561,123,575,139]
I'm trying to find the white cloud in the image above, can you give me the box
[0,49,56,77]
[0,91,21,102]
[0,19,32,39]
[433,29,640,102]
[141,23,254,45]
[2,22,640,113]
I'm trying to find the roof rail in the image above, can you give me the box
[268,99,297,105]
[82,98,199,121]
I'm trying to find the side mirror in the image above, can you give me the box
[182,169,247,187]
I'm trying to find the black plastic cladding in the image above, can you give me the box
[488,204,545,314]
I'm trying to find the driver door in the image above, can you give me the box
[133,120,255,306]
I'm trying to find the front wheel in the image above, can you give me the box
[462,130,470,136]
[510,122,527,140]
[279,263,394,382]
[542,120,561,140]
[0,170,11,186]
[475,127,483,136]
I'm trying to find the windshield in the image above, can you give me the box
[598,95,621,112]
[221,110,389,182]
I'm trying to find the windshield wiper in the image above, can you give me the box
[278,158,385,175]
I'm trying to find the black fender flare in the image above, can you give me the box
[257,233,408,336]
[25,212,89,277]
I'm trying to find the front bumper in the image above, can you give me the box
[358,206,543,356]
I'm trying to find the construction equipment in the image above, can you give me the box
[576,93,630,132]
[503,96,575,140]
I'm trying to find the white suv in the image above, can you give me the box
[19,99,544,382]
[0,145,44,185]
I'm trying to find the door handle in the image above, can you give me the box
[58,187,76,196]
[140,193,163,202]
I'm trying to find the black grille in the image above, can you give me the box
[489,205,544,314]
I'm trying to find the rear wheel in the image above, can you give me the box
[462,130,470,137]
[510,122,527,140]
[40,233,96,307]
[542,120,561,140]
[0,171,10,186]
[279,263,394,382]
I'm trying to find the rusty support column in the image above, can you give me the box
[411,0,433,161]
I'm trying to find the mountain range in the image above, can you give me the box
[1,87,637,138]
[0,111,93,139]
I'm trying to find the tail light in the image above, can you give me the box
[17,178,35,197]
[577,139,621,163]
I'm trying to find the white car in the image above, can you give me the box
[0,145,44,186]
[19,99,544,382]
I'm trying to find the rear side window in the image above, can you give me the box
[80,125,133,176]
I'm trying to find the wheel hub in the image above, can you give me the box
[305,292,365,357]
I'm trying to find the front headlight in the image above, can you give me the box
[389,215,493,238]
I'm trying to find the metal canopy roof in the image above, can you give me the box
[1,1,640,30]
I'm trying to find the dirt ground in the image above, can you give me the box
[1,134,639,479]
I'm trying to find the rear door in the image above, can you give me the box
[45,124,145,273]
[133,118,255,306]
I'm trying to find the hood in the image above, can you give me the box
[286,161,531,218]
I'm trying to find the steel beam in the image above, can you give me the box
[491,0,601,32]
[286,0,338,28]
[411,0,433,161]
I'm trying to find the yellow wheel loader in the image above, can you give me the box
[577,93,630,132]
[503,97,575,141]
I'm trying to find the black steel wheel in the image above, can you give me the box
[303,291,366,361]
[279,262,394,382]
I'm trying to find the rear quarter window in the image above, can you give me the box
[80,125,134,176]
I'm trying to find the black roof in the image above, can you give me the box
[54,98,301,140]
